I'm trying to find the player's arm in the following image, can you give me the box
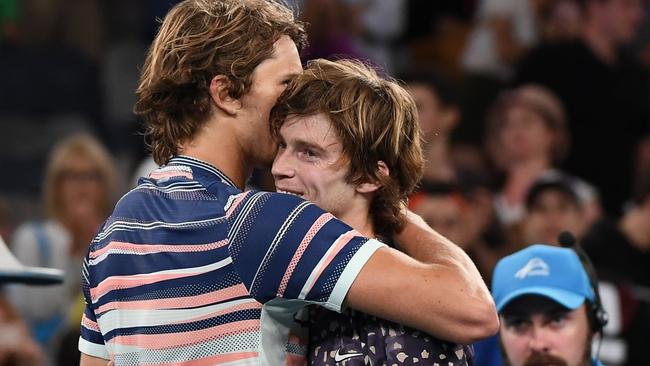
[345,210,499,345]
[80,353,109,366]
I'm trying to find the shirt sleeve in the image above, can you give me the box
[78,257,109,360]
[228,191,385,312]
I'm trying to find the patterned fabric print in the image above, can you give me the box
[308,307,473,366]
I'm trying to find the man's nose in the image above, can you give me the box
[527,324,552,353]
[271,150,295,179]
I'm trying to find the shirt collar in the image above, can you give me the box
[168,155,238,188]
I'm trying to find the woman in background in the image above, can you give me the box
[7,134,117,365]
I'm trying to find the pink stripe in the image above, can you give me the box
[111,319,259,348]
[95,284,252,313]
[145,352,258,366]
[149,170,193,180]
[91,270,201,300]
[225,191,251,217]
[81,313,100,332]
[304,230,359,296]
[287,333,308,346]
[277,213,334,296]
[89,240,228,259]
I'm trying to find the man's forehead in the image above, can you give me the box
[282,114,341,146]
[251,35,302,77]
[501,295,572,317]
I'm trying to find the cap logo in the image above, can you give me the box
[515,257,550,279]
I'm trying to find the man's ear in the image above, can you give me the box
[357,161,390,193]
[209,75,241,116]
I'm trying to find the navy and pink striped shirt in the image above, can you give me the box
[79,156,384,365]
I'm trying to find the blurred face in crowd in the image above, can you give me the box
[57,154,105,220]
[593,0,644,43]
[543,0,583,41]
[523,189,587,245]
[413,194,468,248]
[500,295,592,366]
[499,105,554,164]
[407,83,458,142]
[272,113,363,222]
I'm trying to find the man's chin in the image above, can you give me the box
[522,354,568,366]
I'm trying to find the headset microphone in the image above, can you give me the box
[558,231,577,248]
[557,231,608,332]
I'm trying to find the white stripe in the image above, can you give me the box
[78,337,109,360]
[111,336,259,364]
[220,357,260,366]
[325,239,385,312]
[89,245,181,265]
[298,229,355,300]
[228,192,266,239]
[138,183,205,193]
[97,298,256,332]
[92,257,233,303]
[95,216,226,242]
[223,192,244,212]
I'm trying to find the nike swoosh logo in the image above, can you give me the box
[334,349,363,363]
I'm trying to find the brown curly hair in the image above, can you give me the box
[270,59,424,239]
[135,0,307,165]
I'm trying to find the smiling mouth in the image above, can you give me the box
[277,189,304,198]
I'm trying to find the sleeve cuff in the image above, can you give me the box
[79,337,110,360]
[324,238,386,312]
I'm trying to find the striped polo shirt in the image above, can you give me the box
[78,156,384,365]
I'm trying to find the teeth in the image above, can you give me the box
[278,190,303,197]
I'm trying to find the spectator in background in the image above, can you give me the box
[516,0,649,217]
[7,134,117,365]
[0,232,63,366]
[490,244,608,366]
[401,71,462,183]
[459,0,539,145]
[0,293,43,366]
[520,175,590,246]
[580,165,650,363]
[484,84,601,229]
[410,180,507,285]
[536,0,583,42]
[300,0,364,61]
[351,0,407,73]
[582,166,650,289]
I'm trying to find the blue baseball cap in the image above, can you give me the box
[492,244,595,312]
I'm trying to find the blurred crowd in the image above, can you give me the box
[0,0,649,365]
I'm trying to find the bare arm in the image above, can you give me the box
[345,211,499,345]
[80,353,110,366]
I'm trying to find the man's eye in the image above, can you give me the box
[505,318,529,332]
[550,314,567,327]
[298,149,318,160]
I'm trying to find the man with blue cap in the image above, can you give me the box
[491,244,606,366]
